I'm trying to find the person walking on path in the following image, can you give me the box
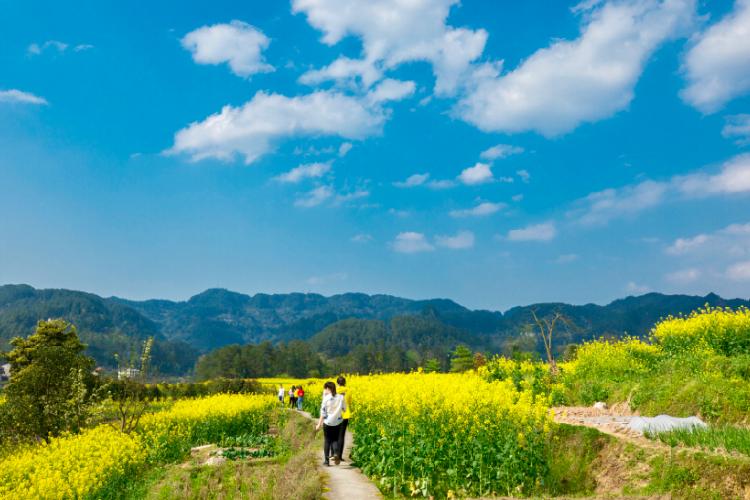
[336,376,352,461]
[289,385,297,408]
[296,385,305,410]
[278,385,285,407]
[315,381,346,466]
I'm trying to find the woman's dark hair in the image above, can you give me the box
[323,381,337,395]
[336,376,346,387]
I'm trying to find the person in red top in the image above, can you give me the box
[296,385,305,410]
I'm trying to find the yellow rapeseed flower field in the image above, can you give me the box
[0,393,275,499]
[299,371,553,497]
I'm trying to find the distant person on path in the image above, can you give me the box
[296,385,305,410]
[278,385,285,406]
[315,381,346,466]
[289,385,297,408]
[336,376,352,461]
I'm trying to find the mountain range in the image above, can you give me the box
[1,283,747,375]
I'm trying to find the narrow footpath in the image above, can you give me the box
[297,410,382,500]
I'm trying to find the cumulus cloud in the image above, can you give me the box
[571,180,668,225]
[292,0,487,95]
[0,89,48,105]
[665,267,701,283]
[456,0,695,136]
[516,169,531,183]
[507,222,557,242]
[274,162,331,183]
[675,154,750,196]
[365,79,416,105]
[27,40,68,55]
[294,185,334,207]
[449,201,505,217]
[181,20,273,77]
[727,260,750,281]
[723,114,750,145]
[168,90,408,164]
[338,142,353,156]
[665,233,709,255]
[665,221,750,259]
[681,0,750,113]
[427,179,457,189]
[394,173,430,188]
[479,144,524,161]
[391,232,434,253]
[625,281,651,294]
[570,154,750,225]
[351,233,373,243]
[458,162,494,185]
[435,230,475,249]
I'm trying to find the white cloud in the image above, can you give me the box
[351,233,373,243]
[306,272,348,285]
[394,173,430,188]
[570,154,750,225]
[275,162,332,183]
[507,222,557,242]
[168,90,395,164]
[665,268,701,284]
[457,0,695,136]
[435,230,475,249]
[427,179,456,189]
[27,40,68,55]
[723,114,750,145]
[516,169,531,183]
[572,179,668,225]
[292,0,487,95]
[556,253,580,263]
[512,194,524,202]
[334,189,370,205]
[181,20,273,78]
[665,233,709,255]
[0,89,48,105]
[338,142,353,156]
[479,144,524,161]
[681,0,750,113]
[74,44,94,52]
[294,185,334,207]
[666,221,750,259]
[727,260,750,281]
[675,154,750,196]
[458,162,494,185]
[449,201,505,217]
[366,79,416,105]
[625,281,651,294]
[392,232,434,253]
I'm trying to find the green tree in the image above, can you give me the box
[423,358,441,373]
[3,319,96,441]
[450,345,474,372]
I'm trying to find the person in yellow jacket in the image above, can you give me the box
[336,376,352,461]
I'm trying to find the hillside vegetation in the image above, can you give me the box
[2,283,749,377]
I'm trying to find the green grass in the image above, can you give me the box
[651,425,750,457]
[132,410,322,500]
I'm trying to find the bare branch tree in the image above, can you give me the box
[530,309,574,376]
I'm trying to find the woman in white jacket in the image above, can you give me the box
[315,381,346,466]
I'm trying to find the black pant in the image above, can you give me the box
[323,423,341,461]
[338,419,349,459]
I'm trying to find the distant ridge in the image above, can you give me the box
[1,284,747,374]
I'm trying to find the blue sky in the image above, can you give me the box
[2,0,750,310]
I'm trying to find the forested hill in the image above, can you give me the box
[1,283,748,375]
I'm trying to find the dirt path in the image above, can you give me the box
[551,406,666,450]
[297,410,382,500]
